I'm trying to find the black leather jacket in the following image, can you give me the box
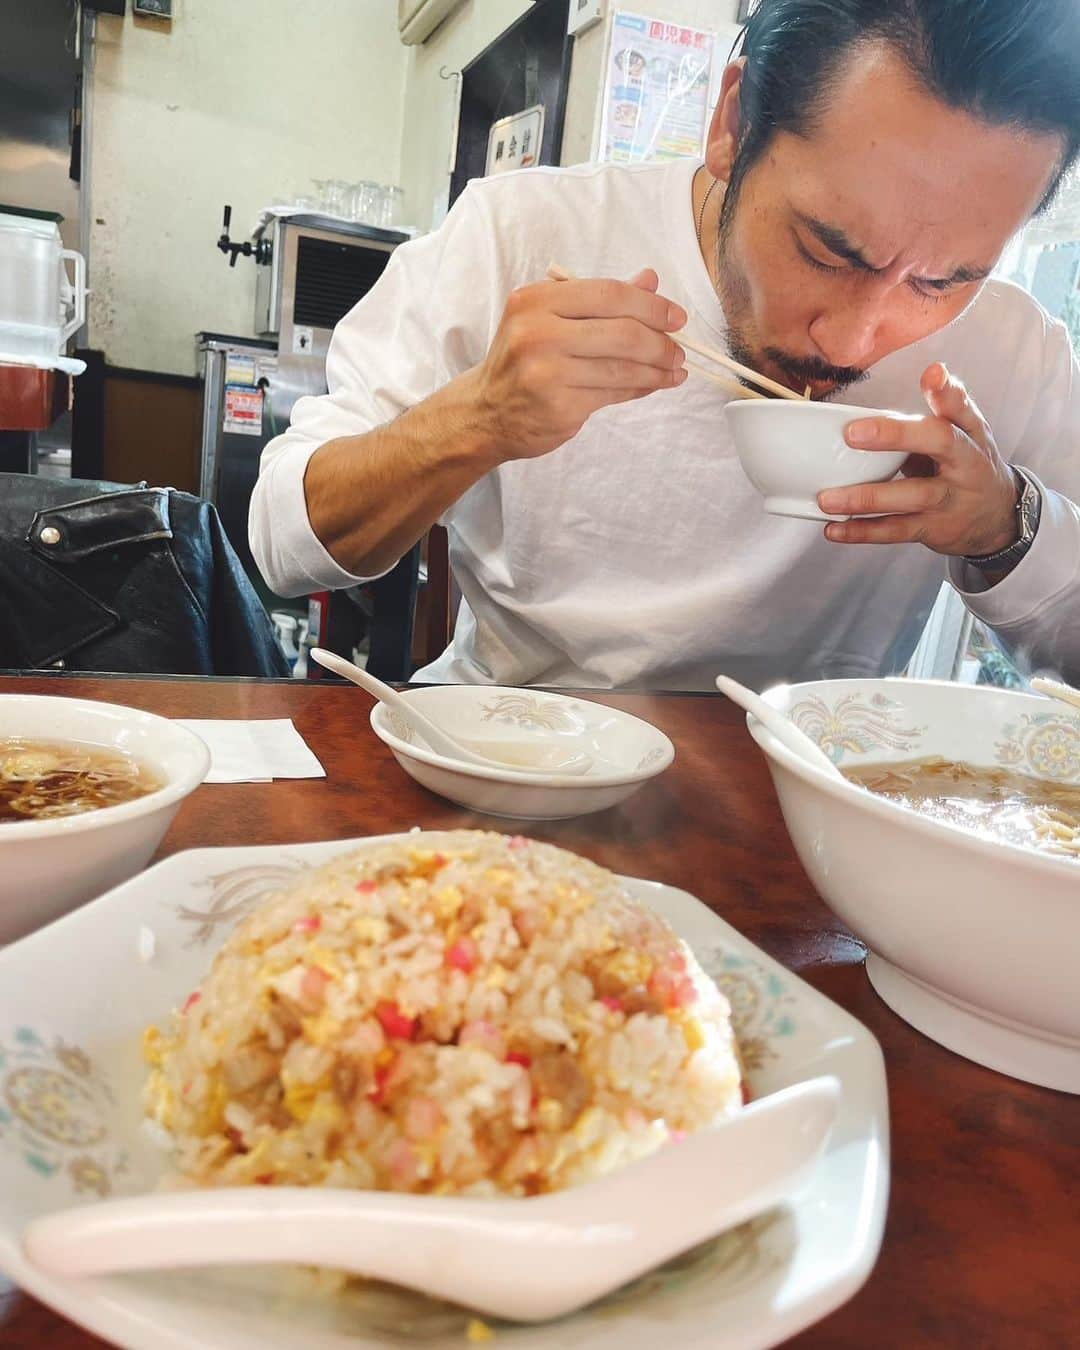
[0,474,289,676]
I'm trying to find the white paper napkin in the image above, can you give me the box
[176,719,326,784]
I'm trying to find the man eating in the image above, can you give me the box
[250,0,1080,690]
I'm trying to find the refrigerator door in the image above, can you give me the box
[196,336,280,601]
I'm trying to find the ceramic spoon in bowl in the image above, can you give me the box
[715,675,845,781]
[310,649,593,776]
[23,1076,838,1323]
[1030,677,1080,714]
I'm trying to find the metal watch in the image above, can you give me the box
[963,466,1042,572]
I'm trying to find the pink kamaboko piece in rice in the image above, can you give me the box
[143,830,743,1197]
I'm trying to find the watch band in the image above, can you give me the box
[963,466,1041,571]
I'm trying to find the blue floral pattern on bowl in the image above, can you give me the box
[790,692,925,764]
[996,712,1080,782]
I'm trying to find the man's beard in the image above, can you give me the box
[715,192,869,398]
[728,333,869,398]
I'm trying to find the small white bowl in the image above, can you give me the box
[725,400,909,521]
[744,677,1080,1093]
[370,686,674,819]
[0,695,210,944]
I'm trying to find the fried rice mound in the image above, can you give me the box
[143,830,742,1196]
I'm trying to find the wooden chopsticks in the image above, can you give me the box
[681,357,762,400]
[546,262,807,403]
[676,329,804,401]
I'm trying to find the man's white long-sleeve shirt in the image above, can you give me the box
[250,158,1080,689]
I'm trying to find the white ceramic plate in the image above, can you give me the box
[0,836,888,1350]
[371,687,675,819]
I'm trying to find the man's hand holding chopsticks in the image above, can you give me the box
[469,269,688,460]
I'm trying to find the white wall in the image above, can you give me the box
[88,1,408,375]
[395,1,737,223]
[397,0,533,234]
[85,1,746,374]
[562,0,744,166]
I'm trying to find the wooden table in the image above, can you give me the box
[1,674,1075,1349]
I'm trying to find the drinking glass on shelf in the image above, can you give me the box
[378,186,399,228]
[344,183,364,221]
[357,184,378,227]
[327,180,350,218]
[386,186,405,228]
[357,181,379,225]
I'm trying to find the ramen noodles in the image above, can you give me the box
[843,756,1080,860]
[0,740,159,822]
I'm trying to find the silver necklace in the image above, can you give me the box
[696,173,719,243]
[695,172,721,286]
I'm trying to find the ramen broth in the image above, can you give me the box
[0,740,159,822]
[843,756,1080,859]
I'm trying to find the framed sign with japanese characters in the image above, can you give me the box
[485,105,546,176]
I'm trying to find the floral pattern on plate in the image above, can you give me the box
[386,711,414,744]
[995,712,1080,782]
[0,1027,126,1197]
[479,694,583,734]
[634,746,668,772]
[173,860,311,945]
[790,692,925,764]
[699,948,798,1073]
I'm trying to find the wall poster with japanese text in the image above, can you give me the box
[598,11,720,164]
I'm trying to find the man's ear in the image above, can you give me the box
[705,58,747,185]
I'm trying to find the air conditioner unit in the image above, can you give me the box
[398,0,467,45]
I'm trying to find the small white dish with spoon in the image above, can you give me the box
[311,649,593,775]
[310,650,675,819]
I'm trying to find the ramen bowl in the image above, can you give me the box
[725,400,909,521]
[740,677,1080,1093]
[0,695,209,945]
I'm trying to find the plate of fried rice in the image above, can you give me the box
[0,831,888,1350]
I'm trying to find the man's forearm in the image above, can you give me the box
[303,368,503,579]
[292,266,686,583]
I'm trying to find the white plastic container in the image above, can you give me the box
[270,611,299,668]
[0,212,86,366]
